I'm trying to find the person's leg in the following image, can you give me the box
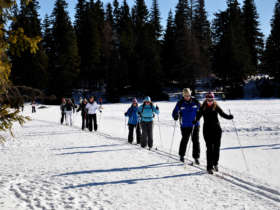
[140,122,148,148]
[82,115,85,129]
[179,127,192,158]
[192,125,201,160]
[203,128,214,171]
[136,123,142,144]
[213,128,222,168]
[128,124,134,143]
[93,114,98,131]
[147,122,154,149]
[88,114,93,131]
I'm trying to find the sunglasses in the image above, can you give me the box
[207,99,214,102]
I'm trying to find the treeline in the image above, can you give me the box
[9,0,280,101]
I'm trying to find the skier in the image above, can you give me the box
[65,98,75,126]
[172,88,201,164]
[31,100,36,113]
[138,96,159,149]
[60,98,66,124]
[192,92,233,174]
[77,98,88,130]
[86,96,101,132]
[125,98,142,144]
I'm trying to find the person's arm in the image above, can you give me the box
[153,105,159,115]
[216,105,233,120]
[172,102,180,120]
[193,106,203,124]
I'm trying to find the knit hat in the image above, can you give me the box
[132,98,138,103]
[205,92,214,99]
[144,96,151,102]
[182,88,192,97]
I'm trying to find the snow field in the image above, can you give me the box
[0,99,280,209]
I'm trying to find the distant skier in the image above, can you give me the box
[60,98,66,124]
[77,98,88,130]
[65,98,75,126]
[31,100,36,113]
[138,96,159,149]
[172,88,201,164]
[125,98,142,144]
[86,96,101,132]
[192,92,233,174]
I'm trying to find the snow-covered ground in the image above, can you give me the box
[0,99,280,210]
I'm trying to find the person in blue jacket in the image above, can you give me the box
[125,98,142,144]
[138,96,159,149]
[172,88,201,164]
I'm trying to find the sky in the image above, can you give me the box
[38,0,277,38]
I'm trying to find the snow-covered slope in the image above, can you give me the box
[0,100,279,210]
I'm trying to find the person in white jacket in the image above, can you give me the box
[86,96,101,131]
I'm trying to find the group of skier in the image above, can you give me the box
[125,88,233,174]
[60,88,233,174]
[60,96,102,131]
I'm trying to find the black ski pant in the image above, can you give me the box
[81,113,88,130]
[140,121,153,148]
[203,124,222,170]
[128,123,141,144]
[179,126,200,159]
[61,112,66,124]
[32,107,36,113]
[88,114,97,132]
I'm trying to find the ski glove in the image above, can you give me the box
[192,120,197,125]
[156,105,159,110]
[229,114,234,119]
[174,115,179,121]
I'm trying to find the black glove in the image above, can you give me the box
[100,110,102,113]
[124,112,127,116]
[192,120,197,125]
[156,105,159,110]
[174,115,178,121]
[229,114,233,120]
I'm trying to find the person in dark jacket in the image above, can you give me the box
[138,96,159,149]
[125,98,142,144]
[77,98,88,130]
[60,98,66,124]
[31,100,36,113]
[193,92,233,174]
[172,88,201,164]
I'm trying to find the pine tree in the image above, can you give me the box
[132,0,163,96]
[212,0,253,96]
[0,0,40,142]
[173,0,198,88]
[10,0,48,89]
[192,0,212,77]
[242,0,264,74]
[262,0,280,82]
[49,0,80,97]
[162,10,176,85]
[150,0,162,39]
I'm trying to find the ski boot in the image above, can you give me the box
[194,159,200,165]
[213,165,219,172]
[180,156,184,163]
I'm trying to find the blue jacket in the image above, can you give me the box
[138,103,159,122]
[172,97,200,127]
[125,105,140,125]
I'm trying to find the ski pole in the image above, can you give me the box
[157,115,163,149]
[168,121,177,162]
[229,109,250,172]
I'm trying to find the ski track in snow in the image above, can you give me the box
[0,100,280,210]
